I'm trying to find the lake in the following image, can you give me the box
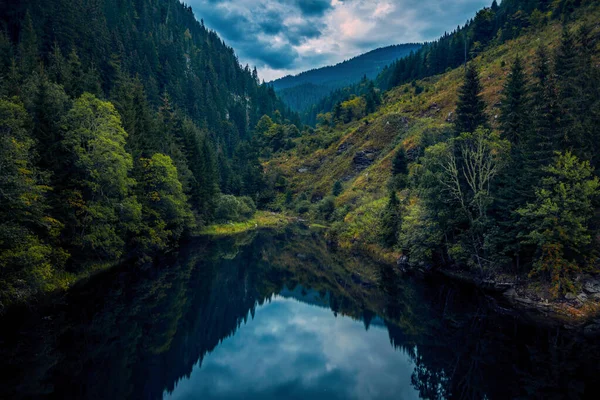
[1,227,599,399]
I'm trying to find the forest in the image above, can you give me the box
[0,0,299,305]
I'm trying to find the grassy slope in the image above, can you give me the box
[198,211,294,236]
[268,4,600,252]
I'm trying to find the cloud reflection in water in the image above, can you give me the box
[165,295,419,400]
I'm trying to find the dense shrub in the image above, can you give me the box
[214,195,256,223]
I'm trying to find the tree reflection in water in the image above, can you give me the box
[0,227,598,399]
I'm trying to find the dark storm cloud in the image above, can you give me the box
[186,0,493,81]
[294,0,333,16]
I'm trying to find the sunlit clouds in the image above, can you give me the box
[186,0,492,81]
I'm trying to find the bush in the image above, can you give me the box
[214,195,256,223]
[295,200,312,215]
[317,196,336,221]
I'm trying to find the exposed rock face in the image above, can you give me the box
[565,293,577,300]
[397,255,409,272]
[337,142,352,154]
[353,150,378,171]
[584,279,600,294]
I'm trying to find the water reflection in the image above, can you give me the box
[165,293,419,400]
[0,227,598,400]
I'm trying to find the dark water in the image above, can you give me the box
[1,227,599,400]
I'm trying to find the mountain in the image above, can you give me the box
[270,44,422,113]
[0,0,297,304]
[272,44,423,91]
[265,0,600,298]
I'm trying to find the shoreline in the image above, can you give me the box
[196,211,295,236]
[4,218,600,337]
[329,234,600,334]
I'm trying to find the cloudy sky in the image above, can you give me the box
[187,0,492,81]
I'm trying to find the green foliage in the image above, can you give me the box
[382,0,560,90]
[392,147,409,176]
[455,64,487,134]
[421,128,510,269]
[0,99,68,301]
[332,180,343,197]
[380,191,401,248]
[499,56,529,145]
[214,195,257,223]
[518,152,599,296]
[316,196,336,222]
[0,0,303,306]
[273,44,421,116]
[399,199,442,264]
[136,154,194,254]
[61,93,141,261]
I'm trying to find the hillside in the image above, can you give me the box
[271,44,421,113]
[264,0,600,306]
[0,0,296,305]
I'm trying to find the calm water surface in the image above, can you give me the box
[1,227,599,399]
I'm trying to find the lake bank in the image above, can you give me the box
[197,211,295,236]
[325,227,600,331]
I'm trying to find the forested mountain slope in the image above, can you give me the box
[0,0,297,305]
[301,0,569,128]
[271,44,421,115]
[272,44,422,91]
[264,0,600,301]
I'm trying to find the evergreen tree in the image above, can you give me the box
[0,99,67,298]
[18,11,38,74]
[111,77,155,159]
[392,147,409,176]
[575,24,600,168]
[499,56,529,145]
[528,46,562,170]
[554,27,581,151]
[518,152,599,297]
[455,63,487,134]
[332,180,343,197]
[380,191,401,248]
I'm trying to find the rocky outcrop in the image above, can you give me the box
[337,142,352,154]
[396,255,409,272]
[584,279,600,295]
[353,149,378,171]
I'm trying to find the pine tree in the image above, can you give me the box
[455,63,487,134]
[18,11,38,74]
[528,46,562,169]
[332,180,343,197]
[380,191,401,248]
[554,27,581,151]
[499,56,529,145]
[0,99,66,298]
[518,152,599,297]
[392,147,409,176]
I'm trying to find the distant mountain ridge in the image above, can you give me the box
[270,44,422,113]
[271,44,422,90]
